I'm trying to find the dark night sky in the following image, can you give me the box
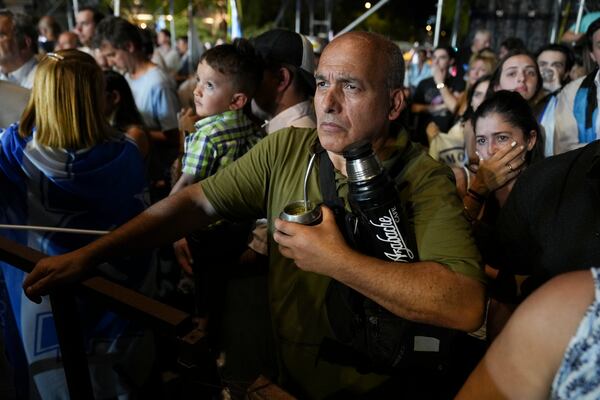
[327,0,447,43]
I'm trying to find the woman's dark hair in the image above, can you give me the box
[103,70,144,131]
[434,45,456,60]
[462,73,492,121]
[586,17,600,52]
[473,90,545,165]
[487,49,543,102]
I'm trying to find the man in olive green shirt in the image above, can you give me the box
[201,125,485,396]
[24,32,486,398]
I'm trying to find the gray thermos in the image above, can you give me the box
[344,141,418,263]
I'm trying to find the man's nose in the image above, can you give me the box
[319,87,340,113]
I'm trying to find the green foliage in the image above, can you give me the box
[96,0,474,45]
[440,0,471,41]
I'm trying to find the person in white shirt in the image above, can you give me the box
[156,29,180,76]
[0,80,29,127]
[251,29,316,134]
[554,18,600,154]
[74,7,103,54]
[535,43,574,156]
[95,16,180,200]
[244,29,317,259]
[0,10,38,89]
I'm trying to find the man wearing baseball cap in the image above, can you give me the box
[251,28,317,135]
[245,29,318,261]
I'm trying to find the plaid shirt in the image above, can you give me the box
[182,109,263,180]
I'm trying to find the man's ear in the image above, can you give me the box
[125,41,136,53]
[276,67,294,92]
[229,92,248,110]
[23,35,33,52]
[388,88,406,120]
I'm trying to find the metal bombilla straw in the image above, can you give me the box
[303,153,317,210]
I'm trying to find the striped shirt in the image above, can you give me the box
[182,109,263,180]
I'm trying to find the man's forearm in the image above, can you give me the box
[439,87,458,113]
[410,103,430,113]
[331,252,486,331]
[83,184,217,264]
[170,173,196,195]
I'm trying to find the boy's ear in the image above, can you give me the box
[229,92,248,110]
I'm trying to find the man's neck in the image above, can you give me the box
[0,54,27,75]
[130,59,153,79]
[326,135,391,177]
[273,91,308,117]
[328,151,347,175]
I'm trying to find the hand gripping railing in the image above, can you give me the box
[0,235,195,399]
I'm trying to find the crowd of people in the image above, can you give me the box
[0,5,599,399]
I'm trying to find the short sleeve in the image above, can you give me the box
[182,130,218,180]
[201,133,275,221]
[402,151,485,282]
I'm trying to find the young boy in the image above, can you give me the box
[170,39,263,330]
[171,39,263,194]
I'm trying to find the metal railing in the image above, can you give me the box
[0,235,195,399]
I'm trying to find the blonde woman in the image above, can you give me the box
[0,49,153,399]
[456,50,498,116]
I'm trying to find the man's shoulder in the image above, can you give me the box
[269,126,317,138]
[252,126,317,160]
[413,77,436,102]
[415,77,435,89]
[267,101,316,133]
[0,81,30,126]
[559,76,586,99]
[133,66,174,87]
[392,138,455,186]
[516,143,599,194]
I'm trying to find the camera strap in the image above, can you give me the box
[315,139,457,374]
[315,142,359,247]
